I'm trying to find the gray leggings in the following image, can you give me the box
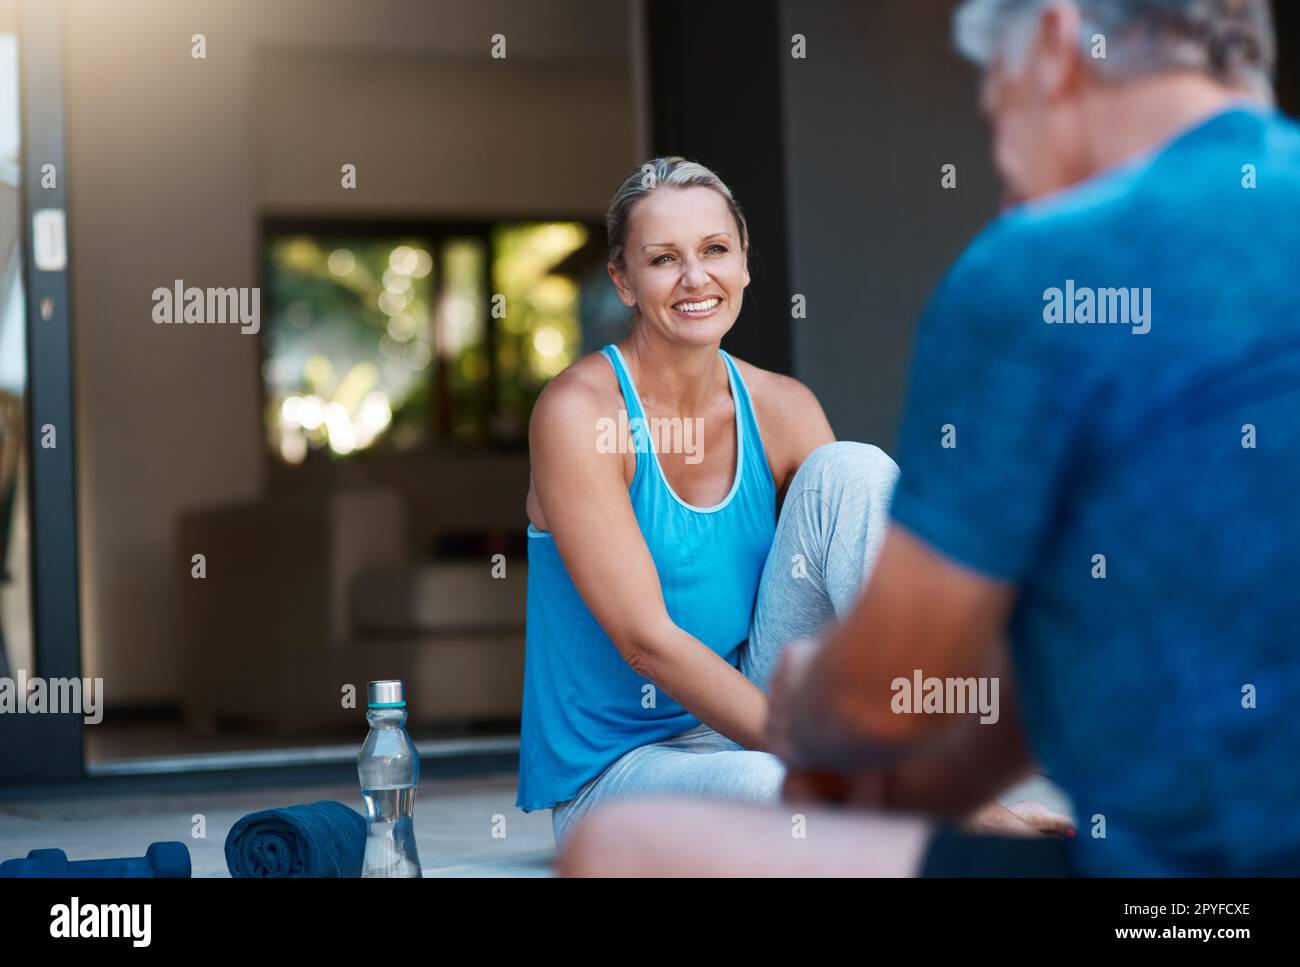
[551,441,900,844]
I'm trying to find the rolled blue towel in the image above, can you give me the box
[224,800,366,878]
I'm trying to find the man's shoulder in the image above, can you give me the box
[933,153,1171,319]
[976,106,1300,258]
[949,107,1300,288]
[962,174,1141,271]
[925,208,1088,332]
[916,199,1133,366]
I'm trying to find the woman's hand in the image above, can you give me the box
[765,637,823,764]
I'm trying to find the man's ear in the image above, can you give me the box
[608,261,637,308]
[1034,2,1086,102]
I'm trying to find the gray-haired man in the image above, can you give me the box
[560,0,1300,876]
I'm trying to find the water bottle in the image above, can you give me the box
[358,680,423,878]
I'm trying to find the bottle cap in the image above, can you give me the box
[367,680,406,708]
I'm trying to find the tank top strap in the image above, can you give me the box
[718,348,776,498]
[600,344,652,491]
[600,344,647,425]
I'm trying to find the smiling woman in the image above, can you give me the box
[516,156,840,842]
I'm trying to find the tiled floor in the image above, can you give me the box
[0,772,1070,877]
[0,772,557,878]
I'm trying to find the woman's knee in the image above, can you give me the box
[793,441,900,497]
[779,442,900,612]
[754,757,788,803]
[722,751,786,804]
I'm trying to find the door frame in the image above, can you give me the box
[0,0,83,783]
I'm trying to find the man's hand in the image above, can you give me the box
[781,768,852,804]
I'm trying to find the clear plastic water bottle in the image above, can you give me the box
[358,680,423,878]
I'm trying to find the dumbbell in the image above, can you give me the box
[0,841,191,877]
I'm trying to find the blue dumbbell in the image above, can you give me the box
[0,841,191,877]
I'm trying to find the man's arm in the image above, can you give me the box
[774,524,1019,772]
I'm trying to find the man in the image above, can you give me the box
[559,0,1300,876]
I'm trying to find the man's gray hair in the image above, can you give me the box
[954,0,1276,95]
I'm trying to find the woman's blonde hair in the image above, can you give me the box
[605,157,749,270]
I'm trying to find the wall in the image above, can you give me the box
[64,0,636,703]
[779,0,1001,451]
[644,0,794,375]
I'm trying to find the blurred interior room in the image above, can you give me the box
[8,0,645,779]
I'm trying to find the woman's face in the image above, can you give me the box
[609,185,750,347]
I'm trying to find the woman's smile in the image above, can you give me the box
[671,295,724,319]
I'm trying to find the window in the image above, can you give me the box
[261,217,620,463]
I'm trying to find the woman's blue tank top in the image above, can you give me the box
[517,344,777,811]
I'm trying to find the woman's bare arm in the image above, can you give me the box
[738,362,836,502]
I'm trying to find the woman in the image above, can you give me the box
[518,157,1069,845]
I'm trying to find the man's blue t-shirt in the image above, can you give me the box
[891,105,1300,875]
